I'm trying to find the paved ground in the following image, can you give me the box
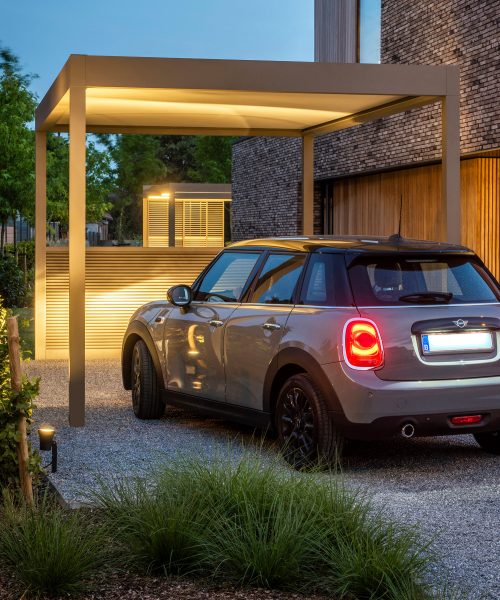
[29,360,499,599]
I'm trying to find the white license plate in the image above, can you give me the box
[421,331,494,355]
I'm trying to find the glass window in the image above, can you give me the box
[348,256,500,306]
[298,253,353,307]
[195,252,260,302]
[359,0,381,64]
[250,254,305,304]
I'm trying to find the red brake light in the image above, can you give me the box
[343,319,384,370]
[450,415,482,425]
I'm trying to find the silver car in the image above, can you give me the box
[122,236,500,467]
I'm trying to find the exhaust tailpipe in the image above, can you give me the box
[401,423,415,439]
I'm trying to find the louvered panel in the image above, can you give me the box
[145,198,169,247]
[45,247,219,359]
[181,199,225,247]
[174,200,184,247]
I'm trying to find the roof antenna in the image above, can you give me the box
[389,194,404,243]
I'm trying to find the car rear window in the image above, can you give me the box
[348,255,500,306]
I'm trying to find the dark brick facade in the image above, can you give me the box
[231,137,303,240]
[231,0,500,240]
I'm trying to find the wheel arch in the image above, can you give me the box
[263,348,343,417]
[122,321,164,390]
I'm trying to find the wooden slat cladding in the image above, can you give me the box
[45,247,219,359]
[331,158,499,279]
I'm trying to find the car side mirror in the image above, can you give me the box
[167,284,193,307]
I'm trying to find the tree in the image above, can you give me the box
[0,46,36,252]
[155,136,197,182]
[188,136,233,183]
[98,135,166,241]
[45,134,113,231]
[155,135,234,183]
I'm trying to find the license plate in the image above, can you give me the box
[421,331,494,355]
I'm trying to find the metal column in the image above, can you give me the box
[68,84,87,426]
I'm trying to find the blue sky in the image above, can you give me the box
[1,0,314,100]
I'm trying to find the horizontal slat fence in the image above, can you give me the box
[45,247,219,359]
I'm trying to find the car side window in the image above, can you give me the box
[194,252,260,302]
[298,253,352,306]
[249,253,305,304]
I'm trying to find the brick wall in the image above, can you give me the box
[231,137,302,241]
[231,0,500,239]
[316,0,500,179]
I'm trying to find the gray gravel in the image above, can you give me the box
[28,360,500,599]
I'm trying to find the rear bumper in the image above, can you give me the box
[323,361,500,435]
[331,409,500,440]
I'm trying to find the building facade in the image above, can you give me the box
[232,0,500,278]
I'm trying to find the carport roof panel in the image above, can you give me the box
[35,55,455,135]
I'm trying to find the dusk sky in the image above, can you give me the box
[1,1,314,101]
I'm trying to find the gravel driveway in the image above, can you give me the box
[29,360,500,599]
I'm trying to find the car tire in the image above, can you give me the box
[275,373,343,469]
[473,431,500,455]
[131,339,165,420]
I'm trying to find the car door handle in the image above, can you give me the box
[262,322,281,331]
[208,319,224,327]
[154,316,165,324]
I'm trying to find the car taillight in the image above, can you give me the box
[343,318,384,370]
[450,415,482,425]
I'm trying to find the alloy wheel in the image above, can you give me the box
[278,385,316,465]
[132,346,141,412]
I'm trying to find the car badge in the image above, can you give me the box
[453,319,468,328]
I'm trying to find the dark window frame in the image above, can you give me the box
[242,251,309,305]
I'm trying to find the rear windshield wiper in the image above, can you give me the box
[398,292,453,304]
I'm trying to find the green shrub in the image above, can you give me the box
[4,241,35,308]
[0,254,26,307]
[5,240,35,272]
[0,303,40,488]
[96,454,436,599]
[0,493,111,595]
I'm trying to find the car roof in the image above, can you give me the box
[229,235,473,255]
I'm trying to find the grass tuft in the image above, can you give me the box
[0,492,111,596]
[95,453,436,599]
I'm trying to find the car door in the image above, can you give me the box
[224,252,307,410]
[164,251,261,401]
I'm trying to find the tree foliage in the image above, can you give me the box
[98,134,166,241]
[0,46,36,249]
[188,136,233,183]
[45,134,113,227]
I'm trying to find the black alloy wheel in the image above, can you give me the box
[276,373,341,469]
[131,339,165,419]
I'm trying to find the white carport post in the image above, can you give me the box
[68,58,87,427]
[302,134,315,235]
[442,68,461,245]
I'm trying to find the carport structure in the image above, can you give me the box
[34,55,460,426]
